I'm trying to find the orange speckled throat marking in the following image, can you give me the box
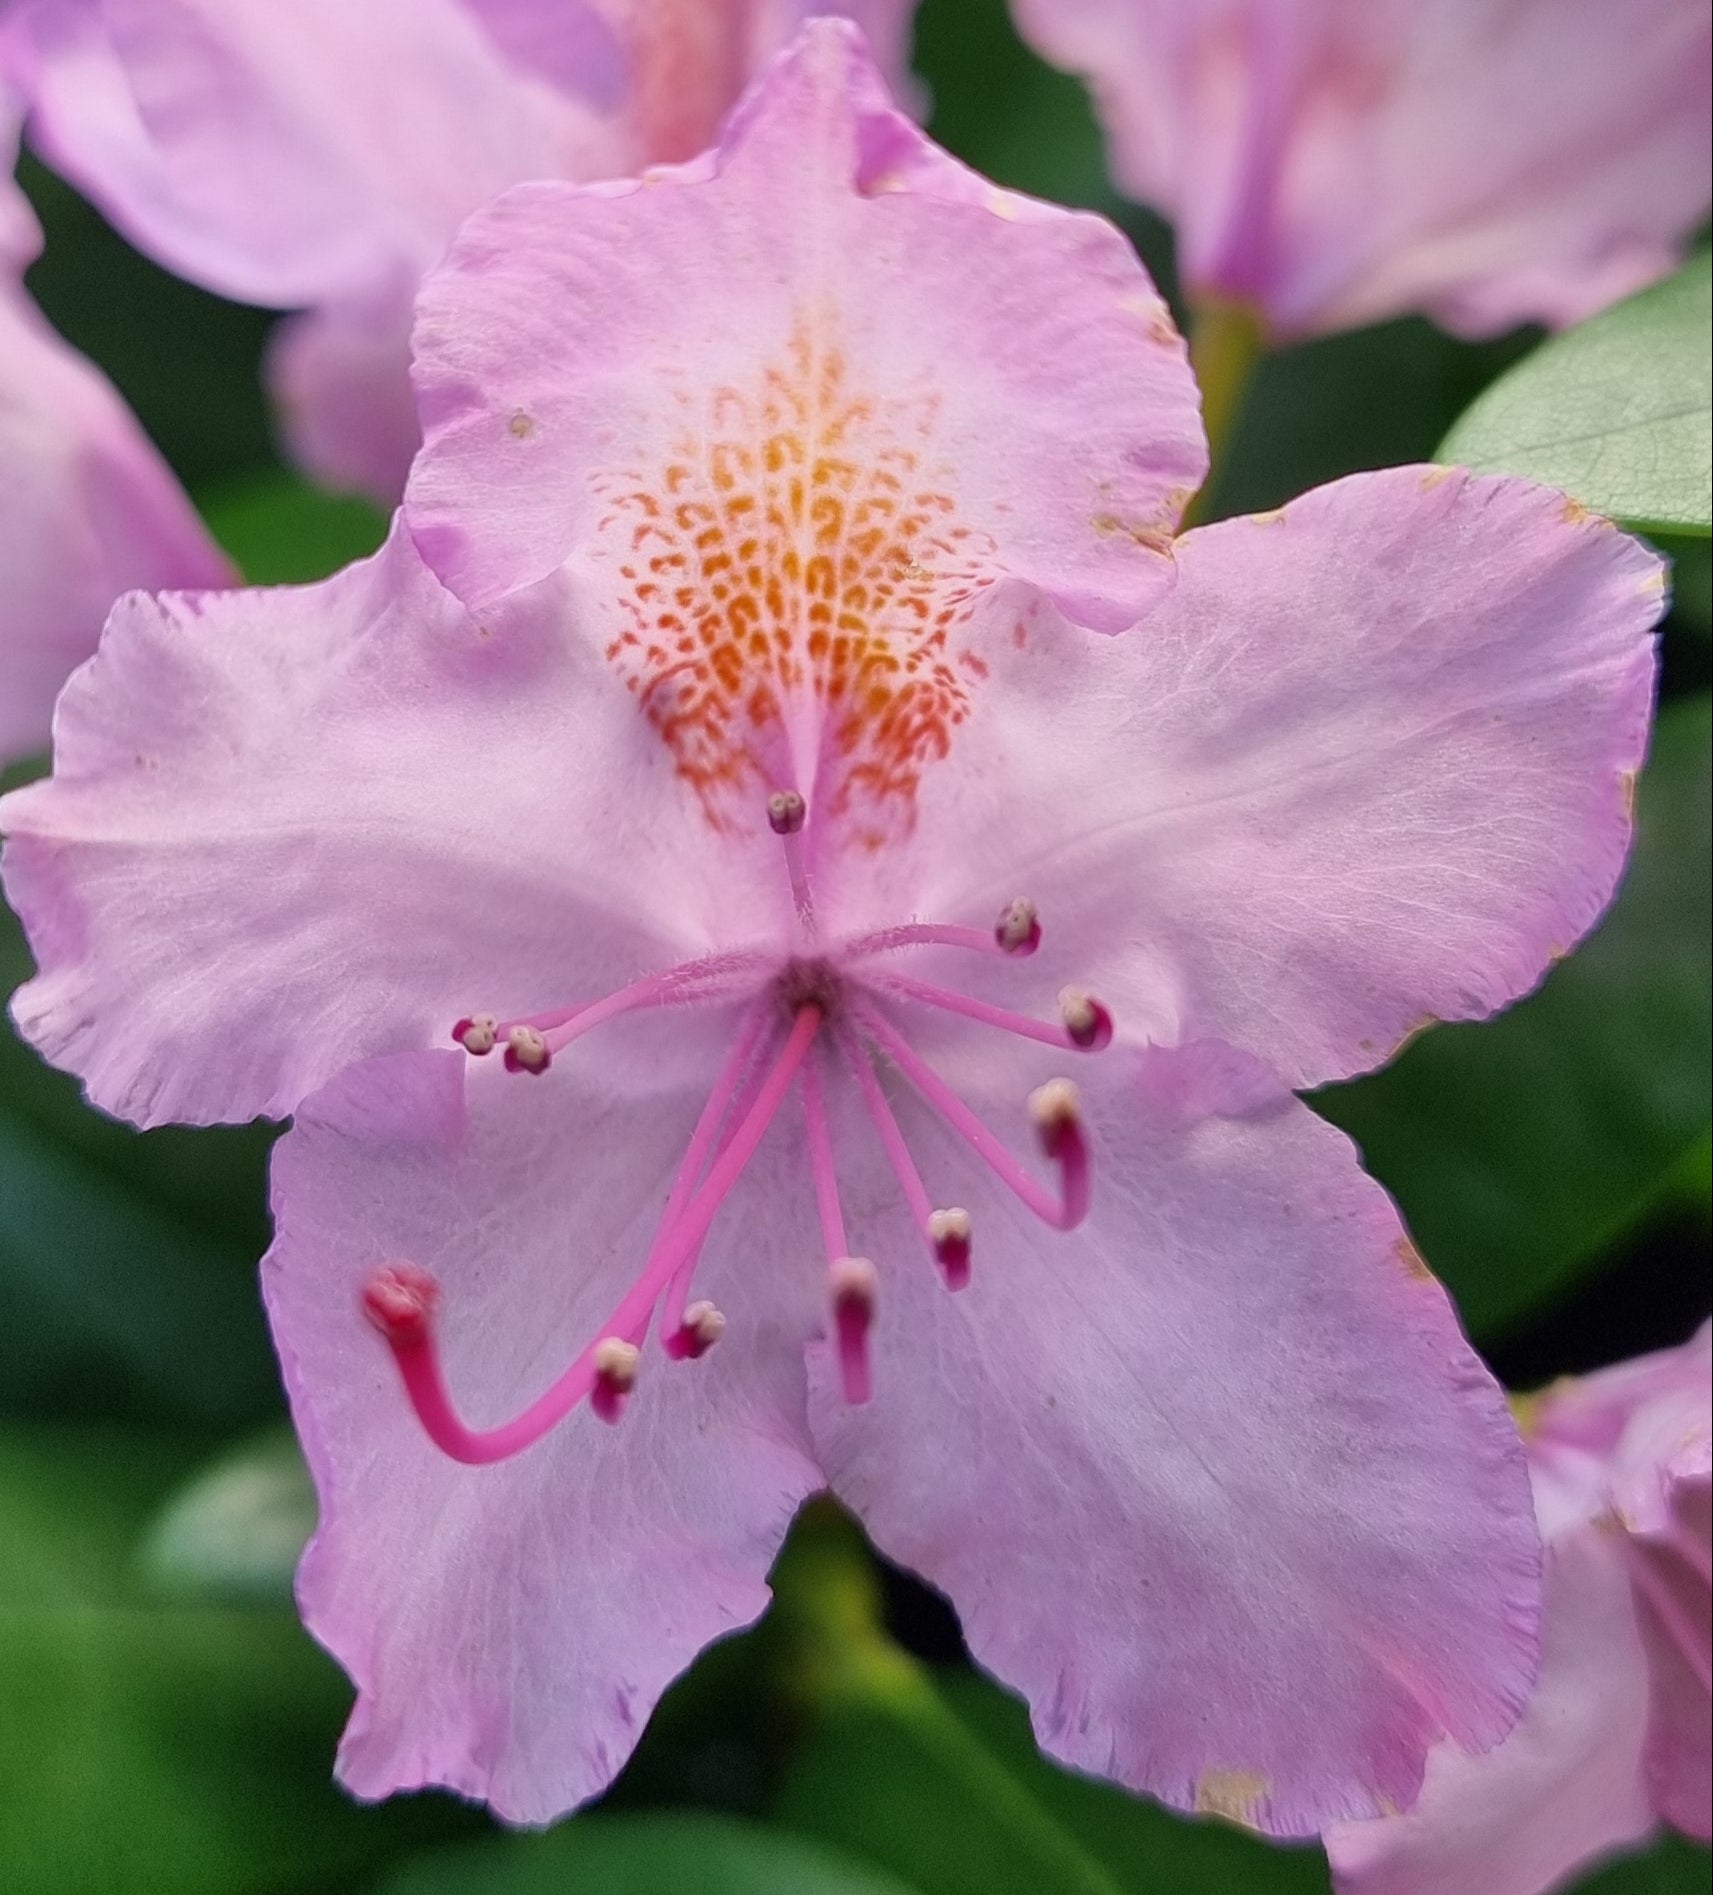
[594,324,996,841]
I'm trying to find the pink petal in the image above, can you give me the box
[267,1040,823,1822]
[0,271,230,763]
[1325,1523,1657,1895]
[0,524,773,1126]
[863,466,1659,1090]
[7,0,602,308]
[805,1039,1541,1836]
[265,295,422,504]
[404,19,1204,630]
[1011,0,1711,339]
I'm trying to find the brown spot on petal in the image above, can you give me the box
[508,410,537,441]
[1248,507,1287,526]
[1562,496,1615,529]
[1195,1769,1270,1828]
[1619,769,1639,820]
[1394,1236,1436,1283]
[1091,511,1176,556]
[1419,465,1458,490]
[1390,1015,1438,1059]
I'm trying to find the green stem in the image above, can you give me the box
[1185,297,1267,526]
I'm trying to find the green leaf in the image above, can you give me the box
[198,470,388,585]
[0,903,280,1426]
[1314,696,1712,1337]
[1439,250,1713,536]
[1573,1836,1713,1893]
[379,1813,921,1895]
[0,1425,468,1895]
[140,1428,314,1607]
[777,1663,1325,1895]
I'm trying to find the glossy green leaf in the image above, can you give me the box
[380,1813,920,1895]
[1440,250,1712,536]
[198,470,388,584]
[0,1426,467,1895]
[1314,697,1712,1337]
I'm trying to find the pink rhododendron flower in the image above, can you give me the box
[0,23,1667,1831]
[0,0,919,500]
[1327,1324,1712,1895]
[1,90,227,763]
[1010,0,1713,341]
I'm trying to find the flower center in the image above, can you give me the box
[364,793,1111,1463]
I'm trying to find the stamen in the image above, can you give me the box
[452,1013,498,1056]
[767,789,807,836]
[590,1338,641,1425]
[362,1004,822,1464]
[995,898,1042,956]
[841,1024,972,1290]
[1058,987,1113,1051]
[504,1024,551,1074]
[927,1207,973,1291]
[1029,1079,1092,1228]
[768,787,813,916]
[875,972,1112,1053]
[539,959,746,1058]
[658,1005,771,1347]
[800,1048,849,1262]
[664,1300,727,1361]
[829,1255,878,1405]
[859,1007,1091,1232]
[843,898,1043,963]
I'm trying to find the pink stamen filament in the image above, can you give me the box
[845,920,1023,960]
[800,1050,850,1263]
[657,1005,770,1350]
[539,958,754,1057]
[840,1025,964,1285]
[375,1004,822,1464]
[857,1006,1090,1232]
[873,973,1094,1052]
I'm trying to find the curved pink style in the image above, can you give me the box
[1327,1324,1712,1895]
[2,0,922,499]
[1011,0,1713,340]
[0,23,1668,1832]
[0,88,229,764]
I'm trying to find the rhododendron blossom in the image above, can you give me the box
[1328,1324,1712,1895]
[1011,0,1713,341]
[0,23,1668,1832]
[0,0,919,500]
[0,88,227,764]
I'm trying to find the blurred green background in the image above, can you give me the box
[2,1,1708,1891]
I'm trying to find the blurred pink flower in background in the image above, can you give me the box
[1010,0,1713,342]
[1,24,1671,1831]
[0,86,227,764]
[0,0,920,501]
[1328,1323,1712,1895]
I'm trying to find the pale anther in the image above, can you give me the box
[927,1207,973,1290]
[995,897,1041,956]
[504,1024,551,1074]
[830,1254,880,1312]
[1029,1077,1082,1146]
[669,1300,727,1361]
[1058,987,1114,1051]
[767,788,807,836]
[453,1013,499,1056]
[591,1337,642,1425]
